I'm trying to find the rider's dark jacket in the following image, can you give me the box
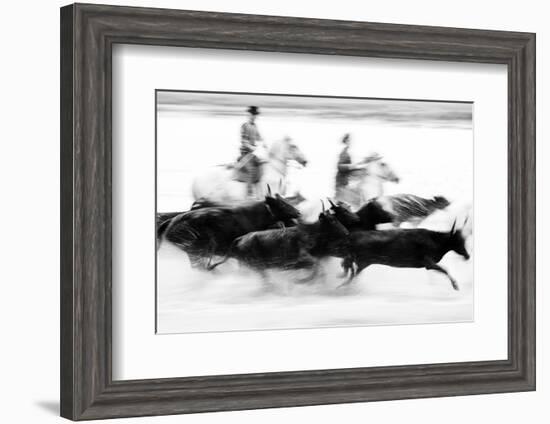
[240,121,262,157]
[237,121,263,185]
[335,146,354,189]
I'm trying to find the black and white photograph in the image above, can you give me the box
[155,90,474,334]
[2,0,541,422]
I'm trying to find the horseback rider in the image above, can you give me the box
[334,133,380,205]
[235,106,265,197]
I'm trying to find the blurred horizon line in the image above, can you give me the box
[157,89,473,130]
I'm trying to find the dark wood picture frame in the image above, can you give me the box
[60,3,536,420]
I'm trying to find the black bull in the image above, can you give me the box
[327,198,470,290]
[340,225,470,290]
[208,210,349,282]
[156,193,306,241]
[157,194,300,268]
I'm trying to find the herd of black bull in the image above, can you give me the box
[157,189,470,290]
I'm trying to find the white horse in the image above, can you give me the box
[336,155,400,209]
[191,137,308,203]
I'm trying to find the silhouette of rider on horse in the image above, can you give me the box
[234,106,266,197]
[335,133,384,206]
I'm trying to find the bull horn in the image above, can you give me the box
[267,184,272,196]
[321,200,326,213]
[450,219,457,234]
[327,198,336,208]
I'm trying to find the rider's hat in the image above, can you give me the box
[247,106,260,115]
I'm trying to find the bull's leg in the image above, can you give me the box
[338,275,352,288]
[337,273,354,288]
[337,262,348,278]
[296,267,318,284]
[338,258,370,288]
[340,256,356,278]
[425,261,459,291]
[337,269,349,279]
[187,253,208,269]
[203,241,221,271]
[205,253,216,270]
[249,267,274,294]
[168,238,211,270]
[258,269,271,286]
[295,257,320,284]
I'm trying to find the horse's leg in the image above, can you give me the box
[279,178,287,197]
[259,168,274,198]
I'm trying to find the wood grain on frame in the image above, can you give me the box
[60,3,535,420]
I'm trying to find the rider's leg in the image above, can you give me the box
[246,156,260,199]
[246,182,255,198]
